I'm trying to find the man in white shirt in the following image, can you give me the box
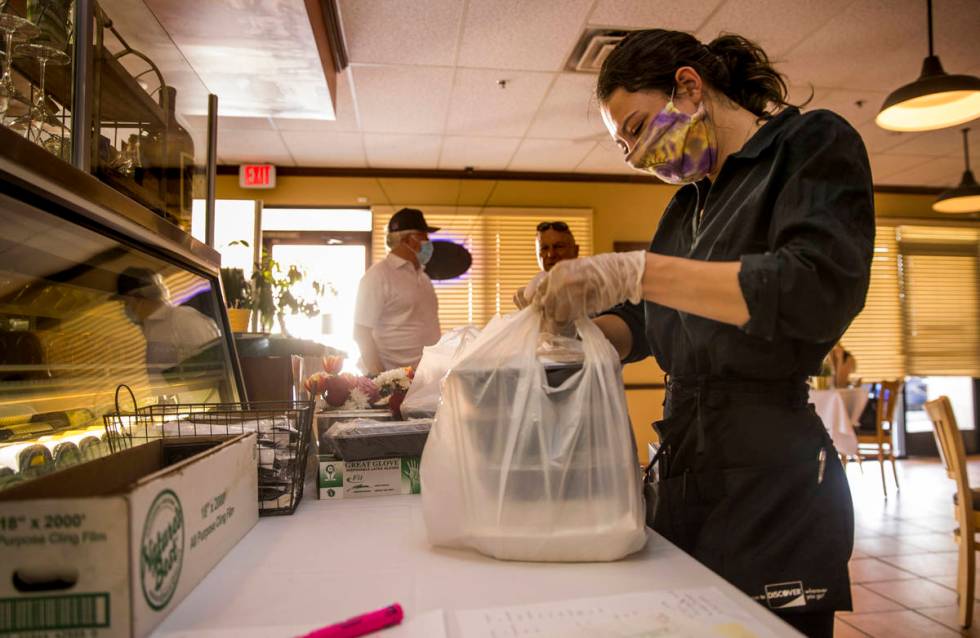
[354,208,441,375]
[116,267,221,369]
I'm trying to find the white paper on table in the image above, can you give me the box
[152,609,447,638]
[452,588,781,638]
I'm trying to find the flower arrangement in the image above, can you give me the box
[303,355,413,417]
[372,367,414,419]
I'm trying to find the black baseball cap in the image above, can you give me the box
[387,208,439,233]
[115,266,158,297]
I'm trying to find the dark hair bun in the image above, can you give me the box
[707,34,788,116]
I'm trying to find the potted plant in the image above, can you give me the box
[251,249,330,336]
[219,267,253,332]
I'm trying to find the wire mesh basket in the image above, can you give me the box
[103,386,314,516]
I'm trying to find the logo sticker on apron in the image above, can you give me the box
[764,581,807,609]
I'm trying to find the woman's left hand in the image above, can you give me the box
[532,251,647,323]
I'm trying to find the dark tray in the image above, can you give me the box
[323,419,431,461]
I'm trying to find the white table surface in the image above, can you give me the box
[810,388,867,456]
[152,495,801,637]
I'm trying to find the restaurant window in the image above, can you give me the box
[898,225,980,445]
[898,225,980,378]
[370,206,593,330]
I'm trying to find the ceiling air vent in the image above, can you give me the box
[565,28,631,73]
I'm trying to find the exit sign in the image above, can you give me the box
[239,164,276,189]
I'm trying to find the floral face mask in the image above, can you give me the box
[625,94,718,184]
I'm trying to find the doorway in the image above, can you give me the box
[262,230,370,363]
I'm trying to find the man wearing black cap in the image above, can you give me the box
[353,208,441,375]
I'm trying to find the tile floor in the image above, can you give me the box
[834,457,980,637]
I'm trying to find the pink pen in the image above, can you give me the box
[299,603,404,638]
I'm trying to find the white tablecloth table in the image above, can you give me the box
[809,387,869,456]
[152,495,800,637]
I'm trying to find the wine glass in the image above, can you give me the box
[0,12,38,120]
[11,42,68,142]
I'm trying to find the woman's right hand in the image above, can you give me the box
[532,251,647,323]
[513,287,530,310]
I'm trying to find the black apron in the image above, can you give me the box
[649,375,854,614]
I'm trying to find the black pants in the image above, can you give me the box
[780,610,835,638]
[652,379,855,615]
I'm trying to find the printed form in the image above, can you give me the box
[453,587,786,638]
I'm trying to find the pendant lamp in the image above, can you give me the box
[875,0,980,132]
[933,128,980,213]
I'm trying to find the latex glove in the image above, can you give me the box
[513,287,530,310]
[532,251,647,324]
[513,271,546,310]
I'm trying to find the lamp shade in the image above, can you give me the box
[876,56,980,132]
[933,170,980,213]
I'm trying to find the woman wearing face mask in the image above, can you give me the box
[532,30,873,638]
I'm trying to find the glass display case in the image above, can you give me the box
[0,123,242,492]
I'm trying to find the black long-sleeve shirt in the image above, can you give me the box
[605,107,875,380]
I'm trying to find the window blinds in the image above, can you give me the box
[898,225,980,377]
[371,206,592,331]
[840,226,904,379]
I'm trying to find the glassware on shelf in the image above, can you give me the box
[9,42,68,143]
[41,128,69,160]
[26,0,71,52]
[0,13,39,120]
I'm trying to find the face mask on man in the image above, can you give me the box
[626,90,717,185]
[122,302,142,325]
[416,239,434,266]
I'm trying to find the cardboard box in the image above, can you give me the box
[318,454,420,500]
[0,434,259,637]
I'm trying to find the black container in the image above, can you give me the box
[323,419,431,461]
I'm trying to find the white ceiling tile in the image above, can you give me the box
[882,156,973,188]
[884,126,980,161]
[588,0,724,31]
[438,136,521,170]
[803,88,888,129]
[575,140,636,174]
[855,122,919,155]
[273,71,360,132]
[363,133,443,168]
[785,84,826,108]
[696,0,852,58]
[526,73,607,140]
[778,1,920,92]
[457,0,594,71]
[339,0,464,66]
[446,69,555,137]
[930,0,980,75]
[185,115,275,131]
[508,139,596,171]
[779,0,980,93]
[868,153,933,184]
[217,130,295,166]
[280,131,366,167]
[352,65,454,134]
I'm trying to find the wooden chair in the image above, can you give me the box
[855,380,902,497]
[925,396,977,628]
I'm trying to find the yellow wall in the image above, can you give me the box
[216,173,969,459]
